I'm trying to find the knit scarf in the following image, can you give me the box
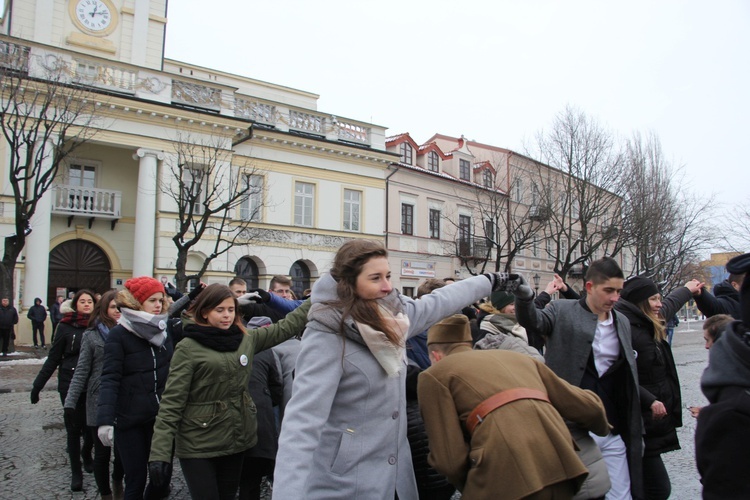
[118,308,168,347]
[96,322,111,342]
[183,324,245,352]
[60,312,90,329]
[354,304,411,378]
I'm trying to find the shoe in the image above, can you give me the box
[71,470,83,491]
[42,345,47,349]
[82,452,94,473]
[34,345,39,348]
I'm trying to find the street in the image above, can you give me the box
[0,322,708,499]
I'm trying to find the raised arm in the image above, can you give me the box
[252,299,311,353]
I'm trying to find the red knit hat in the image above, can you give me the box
[125,276,166,304]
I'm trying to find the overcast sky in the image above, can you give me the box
[164,0,748,222]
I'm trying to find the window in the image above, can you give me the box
[400,143,413,165]
[531,183,540,206]
[233,257,259,289]
[514,229,524,256]
[485,219,495,243]
[68,163,97,187]
[483,169,493,188]
[240,174,263,221]
[401,204,414,235]
[182,167,206,215]
[459,159,470,181]
[458,215,472,255]
[532,236,539,257]
[402,287,415,298]
[429,209,441,239]
[513,179,523,203]
[290,261,311,299]
[343,189,361,232]
[294,181,314,226]
[427,151,439,172]
[571,199,580,219]
[546,238,554,257]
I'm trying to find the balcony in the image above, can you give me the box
[0,40,30,74]
[51,185,121,229]
[456,237,491,260]
[569,264,585,276]
[529,205,551,221]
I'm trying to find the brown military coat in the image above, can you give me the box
[418,347,610,500]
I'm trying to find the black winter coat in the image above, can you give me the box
[245,349,283,460]
[0,304,18,329]
[32,320,85,395]
[27,304,47,323]
[695,280,740,319]
[96,324,173,429]
[615,286,692,456]
[405,364,455,496]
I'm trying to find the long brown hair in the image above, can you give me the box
[636,298,667,342]
[89,290,119,329]
[328,239,401,345]
[187,284,246,332]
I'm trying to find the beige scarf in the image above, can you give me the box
[355,305,411,377]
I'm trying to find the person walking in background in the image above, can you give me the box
[96,277,173,500]
[148,284,309,500]
[27,297,47,348]
[0,297,18,356]
[665,314,679,345]
[31,290,96,491]
[269,275,295,299]
[615,276,702,500]
[64,290,124,500]
[273,239,510,499]
[50,295,64,339]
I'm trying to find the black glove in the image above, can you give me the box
[148,461,172,490]
[188,282,206,301]
[30,387,40,404]
[63,406,76,421]
[483,272,519,292]
[246,288,271,303]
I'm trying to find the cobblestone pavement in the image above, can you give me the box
[1,325,709,499]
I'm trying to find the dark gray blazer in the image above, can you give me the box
[516,297,644,499]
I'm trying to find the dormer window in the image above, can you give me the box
[459,159,470,181]
[483,169,492,188]
[400,143,413,165]
[427,151,439,172]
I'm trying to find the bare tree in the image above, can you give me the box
[160,133,265,291]
[0,46,101,299]
[526,105,624,281]
[621,131,717,292]
[719,205,750,253]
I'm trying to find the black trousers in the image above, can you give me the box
[31,320,45,346]
[116,423,168,500]
[60,392,93,475]
[180,451,245,500]
[0,327,11,354]
[643,453,671,500]
[239,456,274,500]
[90,426,124,495]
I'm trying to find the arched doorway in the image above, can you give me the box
[290,261,310,299]
[234,257,259,289]
[48,240,111,305]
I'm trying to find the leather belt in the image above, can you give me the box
[466,388,550,435]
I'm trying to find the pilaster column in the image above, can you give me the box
[132,148,164,277]
[23,184,53,310]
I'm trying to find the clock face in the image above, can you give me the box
[75,0,112,32]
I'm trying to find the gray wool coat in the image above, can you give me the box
[515,297,645,499]
[64,326,106,425]
[272,273,492,500]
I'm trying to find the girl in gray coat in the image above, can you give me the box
[65,290,124,499]
[273,239,507,500]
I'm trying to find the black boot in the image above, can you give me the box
[70,451,83,491]
[82,451,94,473]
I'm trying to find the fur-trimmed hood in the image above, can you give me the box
[60,299,75,314]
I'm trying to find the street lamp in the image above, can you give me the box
[533,273,540,293]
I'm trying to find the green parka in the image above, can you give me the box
[149,300,310,461]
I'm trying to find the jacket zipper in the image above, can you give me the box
[152,347,160,405]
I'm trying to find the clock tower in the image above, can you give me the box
[3,0,167,70]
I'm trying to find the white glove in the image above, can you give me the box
[237,292,262,306]
[98,425,114,447]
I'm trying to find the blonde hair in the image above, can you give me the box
[636,300,667,342]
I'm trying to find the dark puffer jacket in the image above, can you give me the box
[96,324,173,429]
[615,286,692,456]
[32,306,86,396]
[405,363,455,497]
